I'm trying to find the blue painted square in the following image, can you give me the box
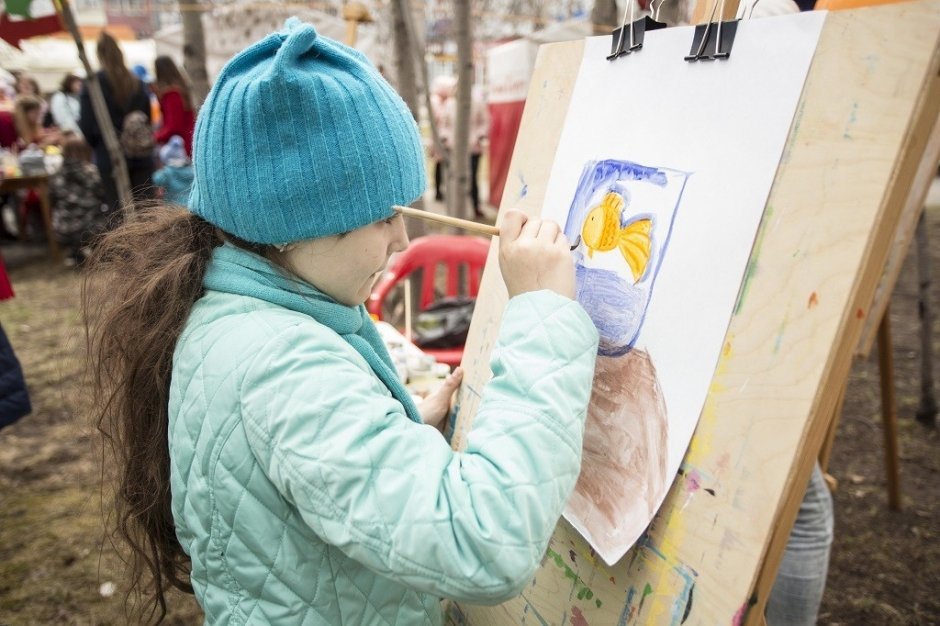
[563,159,690,356]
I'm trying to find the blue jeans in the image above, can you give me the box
[765,463,834,625]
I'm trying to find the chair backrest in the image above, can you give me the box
[368,235,490,319]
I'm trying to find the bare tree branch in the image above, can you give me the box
[181,0,210,108]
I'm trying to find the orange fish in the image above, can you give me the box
[580,191,652,282]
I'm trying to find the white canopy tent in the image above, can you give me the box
[484,18,592,207]
[152,6,386,85]
[0,36,156,93]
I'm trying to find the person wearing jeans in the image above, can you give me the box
[766,462,835,625]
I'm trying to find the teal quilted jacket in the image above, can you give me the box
[168,248,599,625]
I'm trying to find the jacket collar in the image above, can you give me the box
[203,242,422,423]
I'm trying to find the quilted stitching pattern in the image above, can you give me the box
[168,289,598,624]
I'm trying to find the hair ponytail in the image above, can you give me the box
[84,205,222,622]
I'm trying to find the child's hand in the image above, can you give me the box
[418,367,463,433]
[498,209,576,300]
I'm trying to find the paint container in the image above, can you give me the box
[407,359,450,398]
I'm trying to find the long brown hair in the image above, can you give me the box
[13,95,42,142]
[153,56,193,112]
[60,72,82,94]
[61,134,92,162]
[84,205,222,622]
[96,32,138,109]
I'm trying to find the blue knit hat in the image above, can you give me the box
[189,18,426,244]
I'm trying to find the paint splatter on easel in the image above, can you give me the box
[545,548,603,608]
[571,606,589,626]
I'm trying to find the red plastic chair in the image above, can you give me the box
[368,235,490,367]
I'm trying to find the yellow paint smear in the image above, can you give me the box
[687,337,734,462]
[635,337,737,621]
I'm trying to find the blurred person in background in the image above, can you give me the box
[429,75,456,202]
[49,73,84,137]
[14,95,61,148]
[468,84,488,217]
[437,78,487,217]
[13,72,48,122]
[152,56,195,156]
[0,70,17,148]
[153,134,193,207]
[14,72,40,98]
[49,135,109,265]
[0,251,31,430]
[79,32,155,211]
[132,63,163,130]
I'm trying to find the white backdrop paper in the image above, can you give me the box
[539,12,826,564]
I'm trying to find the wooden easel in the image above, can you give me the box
[449,2,940,624]
[818,110,940,510]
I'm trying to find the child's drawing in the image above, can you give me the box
[562,158,690,564]
[566,159,688,354]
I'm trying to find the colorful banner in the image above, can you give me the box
[1,0,63,48]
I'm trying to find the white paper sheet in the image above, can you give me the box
[537,12,826,565]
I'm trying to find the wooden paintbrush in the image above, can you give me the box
[393,205,582,249]
[393,205,500,236]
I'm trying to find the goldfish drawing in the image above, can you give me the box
[580,191,653,282]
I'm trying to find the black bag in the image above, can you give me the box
[413,296,475,349]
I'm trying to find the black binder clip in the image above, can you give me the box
[684,0,738,62]
[607,1,666,60]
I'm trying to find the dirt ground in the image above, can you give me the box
[1,201,938,625]
[815,200,940,625]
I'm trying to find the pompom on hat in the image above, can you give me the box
[160,135,188,167]
[188,18,426,244]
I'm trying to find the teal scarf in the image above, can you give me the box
[203,243,422,423]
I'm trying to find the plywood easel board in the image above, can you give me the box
[856,111,940,358]
[448,2,940,625]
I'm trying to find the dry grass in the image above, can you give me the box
[0,256,201,625]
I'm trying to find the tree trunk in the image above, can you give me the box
[391,0,426,238]
[182,0,210,108]
[592,0,619,33]
[450,0,472,221]
[391,0,419,118]
[393,0,445,163]
[399,0,446,184]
